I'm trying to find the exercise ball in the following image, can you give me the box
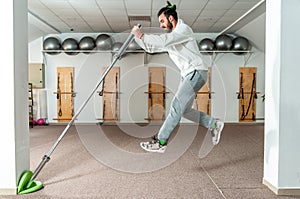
[37,118,45,125]
[112,42,125,57]
[232,36,250,55]
[112,42,123,52]
[127,40,141,51]
[79,36,95,53]
[215,34,232,50]
[62,38,78,55]
[95,34,113,50]
[198,38,215,55]
[43,37,61,55]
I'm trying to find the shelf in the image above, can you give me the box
[97,91,121,94]
[144,118,164,121]
[199,50,253,53]
[144,91,169,94]
[28,83,34,128]
[196,91,214,94]
[43,50,252,54]
[43,50,145,53]
[53,91,77,94]
[53,118,75,120]
[236,92,261,94]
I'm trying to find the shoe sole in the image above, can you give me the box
[140,142,166,153]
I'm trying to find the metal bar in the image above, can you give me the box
[30,25,141,181]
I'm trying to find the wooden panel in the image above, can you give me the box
[147,67,166,121]
[194,67,211,115]
[238,67,257,122]
[56,67,74,122]
[102,67,120,122]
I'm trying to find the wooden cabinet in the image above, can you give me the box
[28,63,44,88]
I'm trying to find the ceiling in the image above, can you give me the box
[28,0,265,41]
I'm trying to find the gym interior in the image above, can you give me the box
[1,0,300,198]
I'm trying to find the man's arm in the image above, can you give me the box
[132,25,194,49]
[131,25,164,53]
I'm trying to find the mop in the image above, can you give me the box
[17,24,142,194]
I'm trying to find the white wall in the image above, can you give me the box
[28,37,43,63]
[29,27,265,123]
[0,0,29,194]
[264,0,300,192]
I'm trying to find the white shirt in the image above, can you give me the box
[135,19,207,77]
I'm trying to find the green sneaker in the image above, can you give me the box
[140,139,167,153]
[211,120,224,145]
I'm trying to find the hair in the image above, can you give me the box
[157,1,178,21]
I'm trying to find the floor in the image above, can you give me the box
[3,123,300,199]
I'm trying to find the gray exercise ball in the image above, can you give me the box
[215,34,232,51]
[127,40,141,51]
[198,38,215,55]
[95,34,113,50]
[112,42,123,52]
[79,36,95,53]
[62,38,78,55]
[112,42,126,57]
[232,36,250,55]
[43,37,61,55]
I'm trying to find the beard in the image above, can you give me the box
[165,20,173,33]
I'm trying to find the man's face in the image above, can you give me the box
[158,13,173,32]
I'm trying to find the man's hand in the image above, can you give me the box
[131,25,144,40]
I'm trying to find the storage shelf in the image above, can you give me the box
[144,91,170,94]
[43,50,253,54]
[43,50,145,53]
[53,91,77,94]
[199,50,253,53]
[28,83,34,128]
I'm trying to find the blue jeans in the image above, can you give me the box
[158,70,215,143]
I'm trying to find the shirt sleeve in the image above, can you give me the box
[134,36,165,53]
[134,22,194,53]
[144,31,193,49]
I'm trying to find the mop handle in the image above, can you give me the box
[31,24,142,181]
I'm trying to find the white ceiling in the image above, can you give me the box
[28,0,265,41]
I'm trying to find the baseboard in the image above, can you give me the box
[263,179,300,196]
[0,188,16,195]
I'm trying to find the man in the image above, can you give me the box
[131,1,224,153]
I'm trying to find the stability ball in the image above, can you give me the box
[43,37,61,55]
[112,42,123,52]
[127,40,141,51]
[112,42,124,57]
[95,34,113,50]
[62,38,78,55]
[232,36,250,55]
[198,38,215,55]
[215,34,232,51]
[37,118,45,125]
[79,36,95,53]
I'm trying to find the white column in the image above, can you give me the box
[264,0,300,195]
[0,0,29,195]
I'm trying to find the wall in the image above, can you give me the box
[0,0,29,194]
[29,27,265,124]
[264,0,300,192]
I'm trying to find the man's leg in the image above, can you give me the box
[157,70,208,143]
